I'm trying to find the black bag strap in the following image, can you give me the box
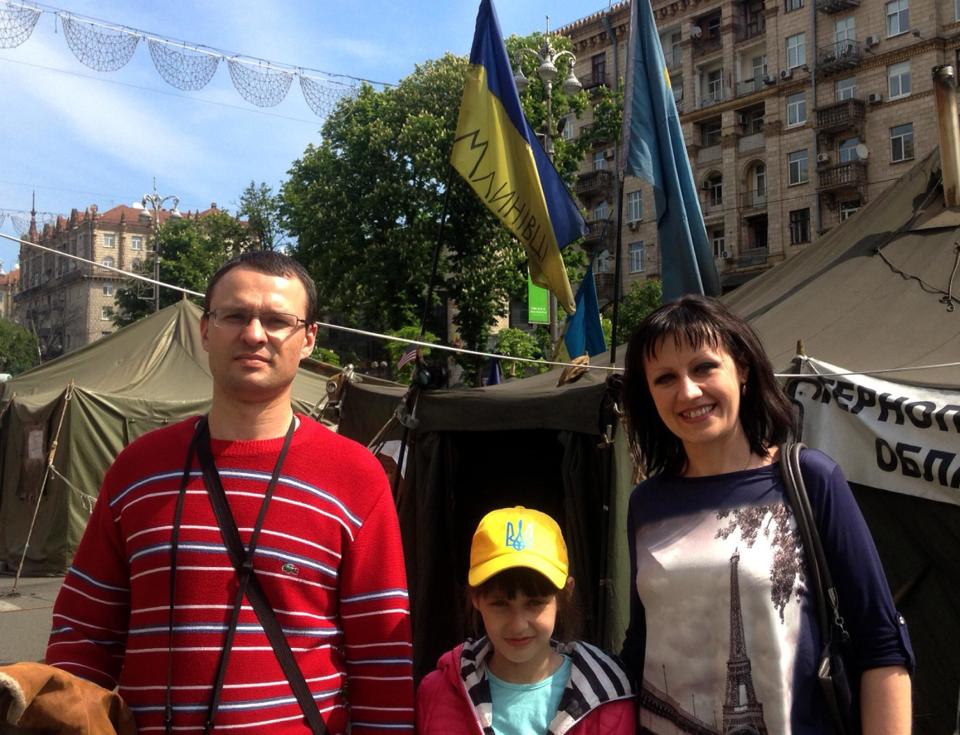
[779,442,850,647]
[197,418,327,735]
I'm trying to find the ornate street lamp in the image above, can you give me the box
[140,179,181,313]
[511,18,581,347]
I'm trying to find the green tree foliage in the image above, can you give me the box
[494,327,547,378]
[282,53,526,355]
[0,318,39,374]
[615,279,662,344]
[238,181,285,251]
[111,211,252,327]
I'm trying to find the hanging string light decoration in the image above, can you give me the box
[299,74,357,118]
[9,214,30,233]
[227,58,293,107]
[147,39,219,91]
[61,14,139,72]
[0,2,40,48]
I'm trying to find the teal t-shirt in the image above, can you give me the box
[487,655,572,735]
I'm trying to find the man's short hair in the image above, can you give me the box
[204,251,318,324]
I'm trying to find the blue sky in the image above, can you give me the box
[0,0,605,271]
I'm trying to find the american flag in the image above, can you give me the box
[397,345,418,370]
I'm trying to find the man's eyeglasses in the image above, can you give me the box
[205,309,311,338]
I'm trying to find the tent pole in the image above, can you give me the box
[7,382,73,597]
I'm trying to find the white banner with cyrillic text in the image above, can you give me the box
[786,357,960,507]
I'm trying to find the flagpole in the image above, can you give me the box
[418,172,453,340]
[601,9,624,366]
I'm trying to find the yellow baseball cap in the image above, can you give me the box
[468,506,568,590]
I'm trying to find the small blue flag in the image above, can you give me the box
[622,0,720,301]
[485,357,503,386]
[564,264,606,358]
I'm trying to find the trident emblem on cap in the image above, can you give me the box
[505,520,534,551]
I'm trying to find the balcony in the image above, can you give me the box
[700,87,726,109]
[576,170,614,199]
[818,160,867,191]
[816,98,865,132]
[816,0,859,12]
[582,73,608,93]
[736,77,764,96]
[582,219,611,248]
[816,40,862,74]
[692,35,722,58]
[734,17,766,43]
[740,190,767,210]
[736,247,769,268]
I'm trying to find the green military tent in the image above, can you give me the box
[0,300,336,575]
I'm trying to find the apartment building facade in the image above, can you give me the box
[14,204,172,359]
[561,0,959,299]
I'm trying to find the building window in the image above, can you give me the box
[834,16,855,44]
[890,123,914,162]
[786,92,806,127]
[789,208,811,244]
[788,150,809,185]
[103,233,116,248]
[711,228,726,257]
[706,174,723,207]
[836,77,856,101]
[701,118,722,146]
[103,284,114,296]
[839,137,861,163]
[786,33,806,69]
[593,150,607,171]
[752,55,768,82]
[888,62,911,99]
[742,107,764,135]
[629,242,645,273]
[708,68,724,103]
[785,0,803,11]
[101,256,115,268]
[591,53,606,86]
[956,0,960,21]
[626,190,643,222]
[839,199,861,220]
[705,13,721,39]
[594,201,610,221]
[560,116,574,141]
[672,81,684,109]
[101,306,111,321]
[886,0,909,37]
[130,235,143,250]
[132,258,142,271]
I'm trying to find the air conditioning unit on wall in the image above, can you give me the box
[817,153,831,164]
[780,69,793,81]
[868,92,883,104]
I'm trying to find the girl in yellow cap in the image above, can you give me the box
[415,506,635,734]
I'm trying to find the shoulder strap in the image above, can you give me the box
[779,443,849,648]
[197,426,327,735]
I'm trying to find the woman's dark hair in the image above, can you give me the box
[621,295,797,476]
[466,567,582,642]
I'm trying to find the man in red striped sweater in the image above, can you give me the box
[46,251,413,733]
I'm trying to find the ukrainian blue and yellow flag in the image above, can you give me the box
[623,0,720,300]
[451,0,585,314]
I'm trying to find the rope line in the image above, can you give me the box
[4,231,957,380]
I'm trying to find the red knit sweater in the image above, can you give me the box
[46,415,413,734]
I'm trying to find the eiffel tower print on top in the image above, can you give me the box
[722,549,768,735]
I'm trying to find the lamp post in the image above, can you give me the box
[512,18,581,348]
[140,179,180,313]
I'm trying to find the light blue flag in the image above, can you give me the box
[622,0,720,301]
[564,264,606,358]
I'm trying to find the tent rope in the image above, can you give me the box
[5,230,960,379]
[47,464,97,513]
[5,381,73,597]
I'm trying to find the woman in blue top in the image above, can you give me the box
[619,295,912,734]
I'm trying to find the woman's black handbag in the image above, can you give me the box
[780,442,857,735]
